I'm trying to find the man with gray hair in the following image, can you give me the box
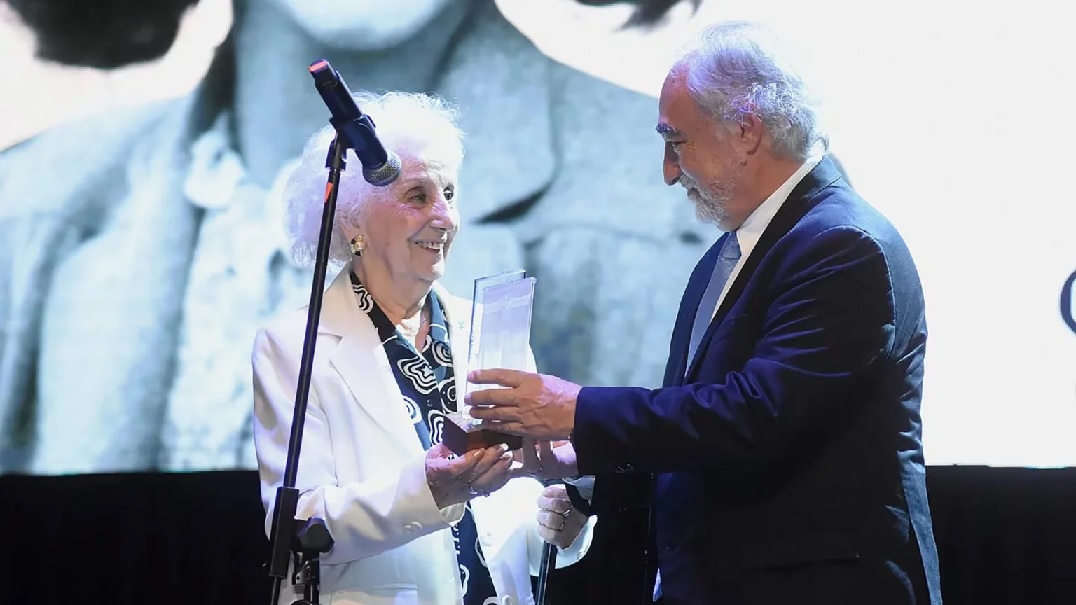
[465,20,942,604]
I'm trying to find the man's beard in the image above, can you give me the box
[680,156,745,228]
[686,186,728,226]
[682,175,733,227]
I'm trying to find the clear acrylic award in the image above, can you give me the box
[443,270,535,455]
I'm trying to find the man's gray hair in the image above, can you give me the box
[283,91,464,266]
[678,21,825,161]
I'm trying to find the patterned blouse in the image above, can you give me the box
[350,273,497,604]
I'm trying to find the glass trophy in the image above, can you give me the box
[442,270,535,455]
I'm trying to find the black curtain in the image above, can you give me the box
[2,466,1074,604]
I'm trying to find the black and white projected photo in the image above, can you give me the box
[0,0,1073,475]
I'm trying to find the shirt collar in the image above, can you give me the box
[734,144,825,257]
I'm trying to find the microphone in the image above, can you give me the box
[308,59,401,186]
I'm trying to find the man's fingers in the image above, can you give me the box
[464,386,518,408]
[467,405,517,422]
[477,421,529,436]
[509,463,532,480]
[537,439,554,459]
[467,368,527,387]
[520,438,541,472]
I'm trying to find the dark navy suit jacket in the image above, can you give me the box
[573,157,942,605]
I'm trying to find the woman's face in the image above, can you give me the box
[267,0,456,51]
[354,145,460,288]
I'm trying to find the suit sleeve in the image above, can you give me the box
[572,225,895,474]
[252,327,464,566]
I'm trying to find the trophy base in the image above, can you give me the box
[443,421,523,456]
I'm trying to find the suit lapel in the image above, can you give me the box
[666,236,728,387]
[320,268,423,456]
[683,156,845,381]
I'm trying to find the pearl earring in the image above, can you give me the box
[349,235,366,256]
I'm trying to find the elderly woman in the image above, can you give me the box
[253,91,593,605]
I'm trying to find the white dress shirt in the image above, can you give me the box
[708,146,825,319]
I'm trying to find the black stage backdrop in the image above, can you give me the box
[2,466,1074,604]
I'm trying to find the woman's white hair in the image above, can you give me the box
[283,91,464,267]
[678,21,825,161]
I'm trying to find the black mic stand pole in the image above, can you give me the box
[535,475,572,605]
[536,477,596,605]
[536,540,557,605]
[265,135,346,605]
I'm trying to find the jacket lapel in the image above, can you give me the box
[683,156,845,381]
[666,235,728,387]
[320,267,423,456]
[431,284,475,431]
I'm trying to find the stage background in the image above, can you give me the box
[1,1,1074,603]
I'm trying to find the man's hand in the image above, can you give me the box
[465,369,581,440]
[511,438,579,481]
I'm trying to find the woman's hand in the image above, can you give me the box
[511,439,579,481]
[535,484,587,549]
[425,443,514,508]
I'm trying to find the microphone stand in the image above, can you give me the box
[265,136,346,605]
[536,541,557,605]
[536,478,596,605]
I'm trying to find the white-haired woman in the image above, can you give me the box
[253,91,594,605]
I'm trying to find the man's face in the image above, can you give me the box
[268,0,455,51]
[656,68,748,231]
